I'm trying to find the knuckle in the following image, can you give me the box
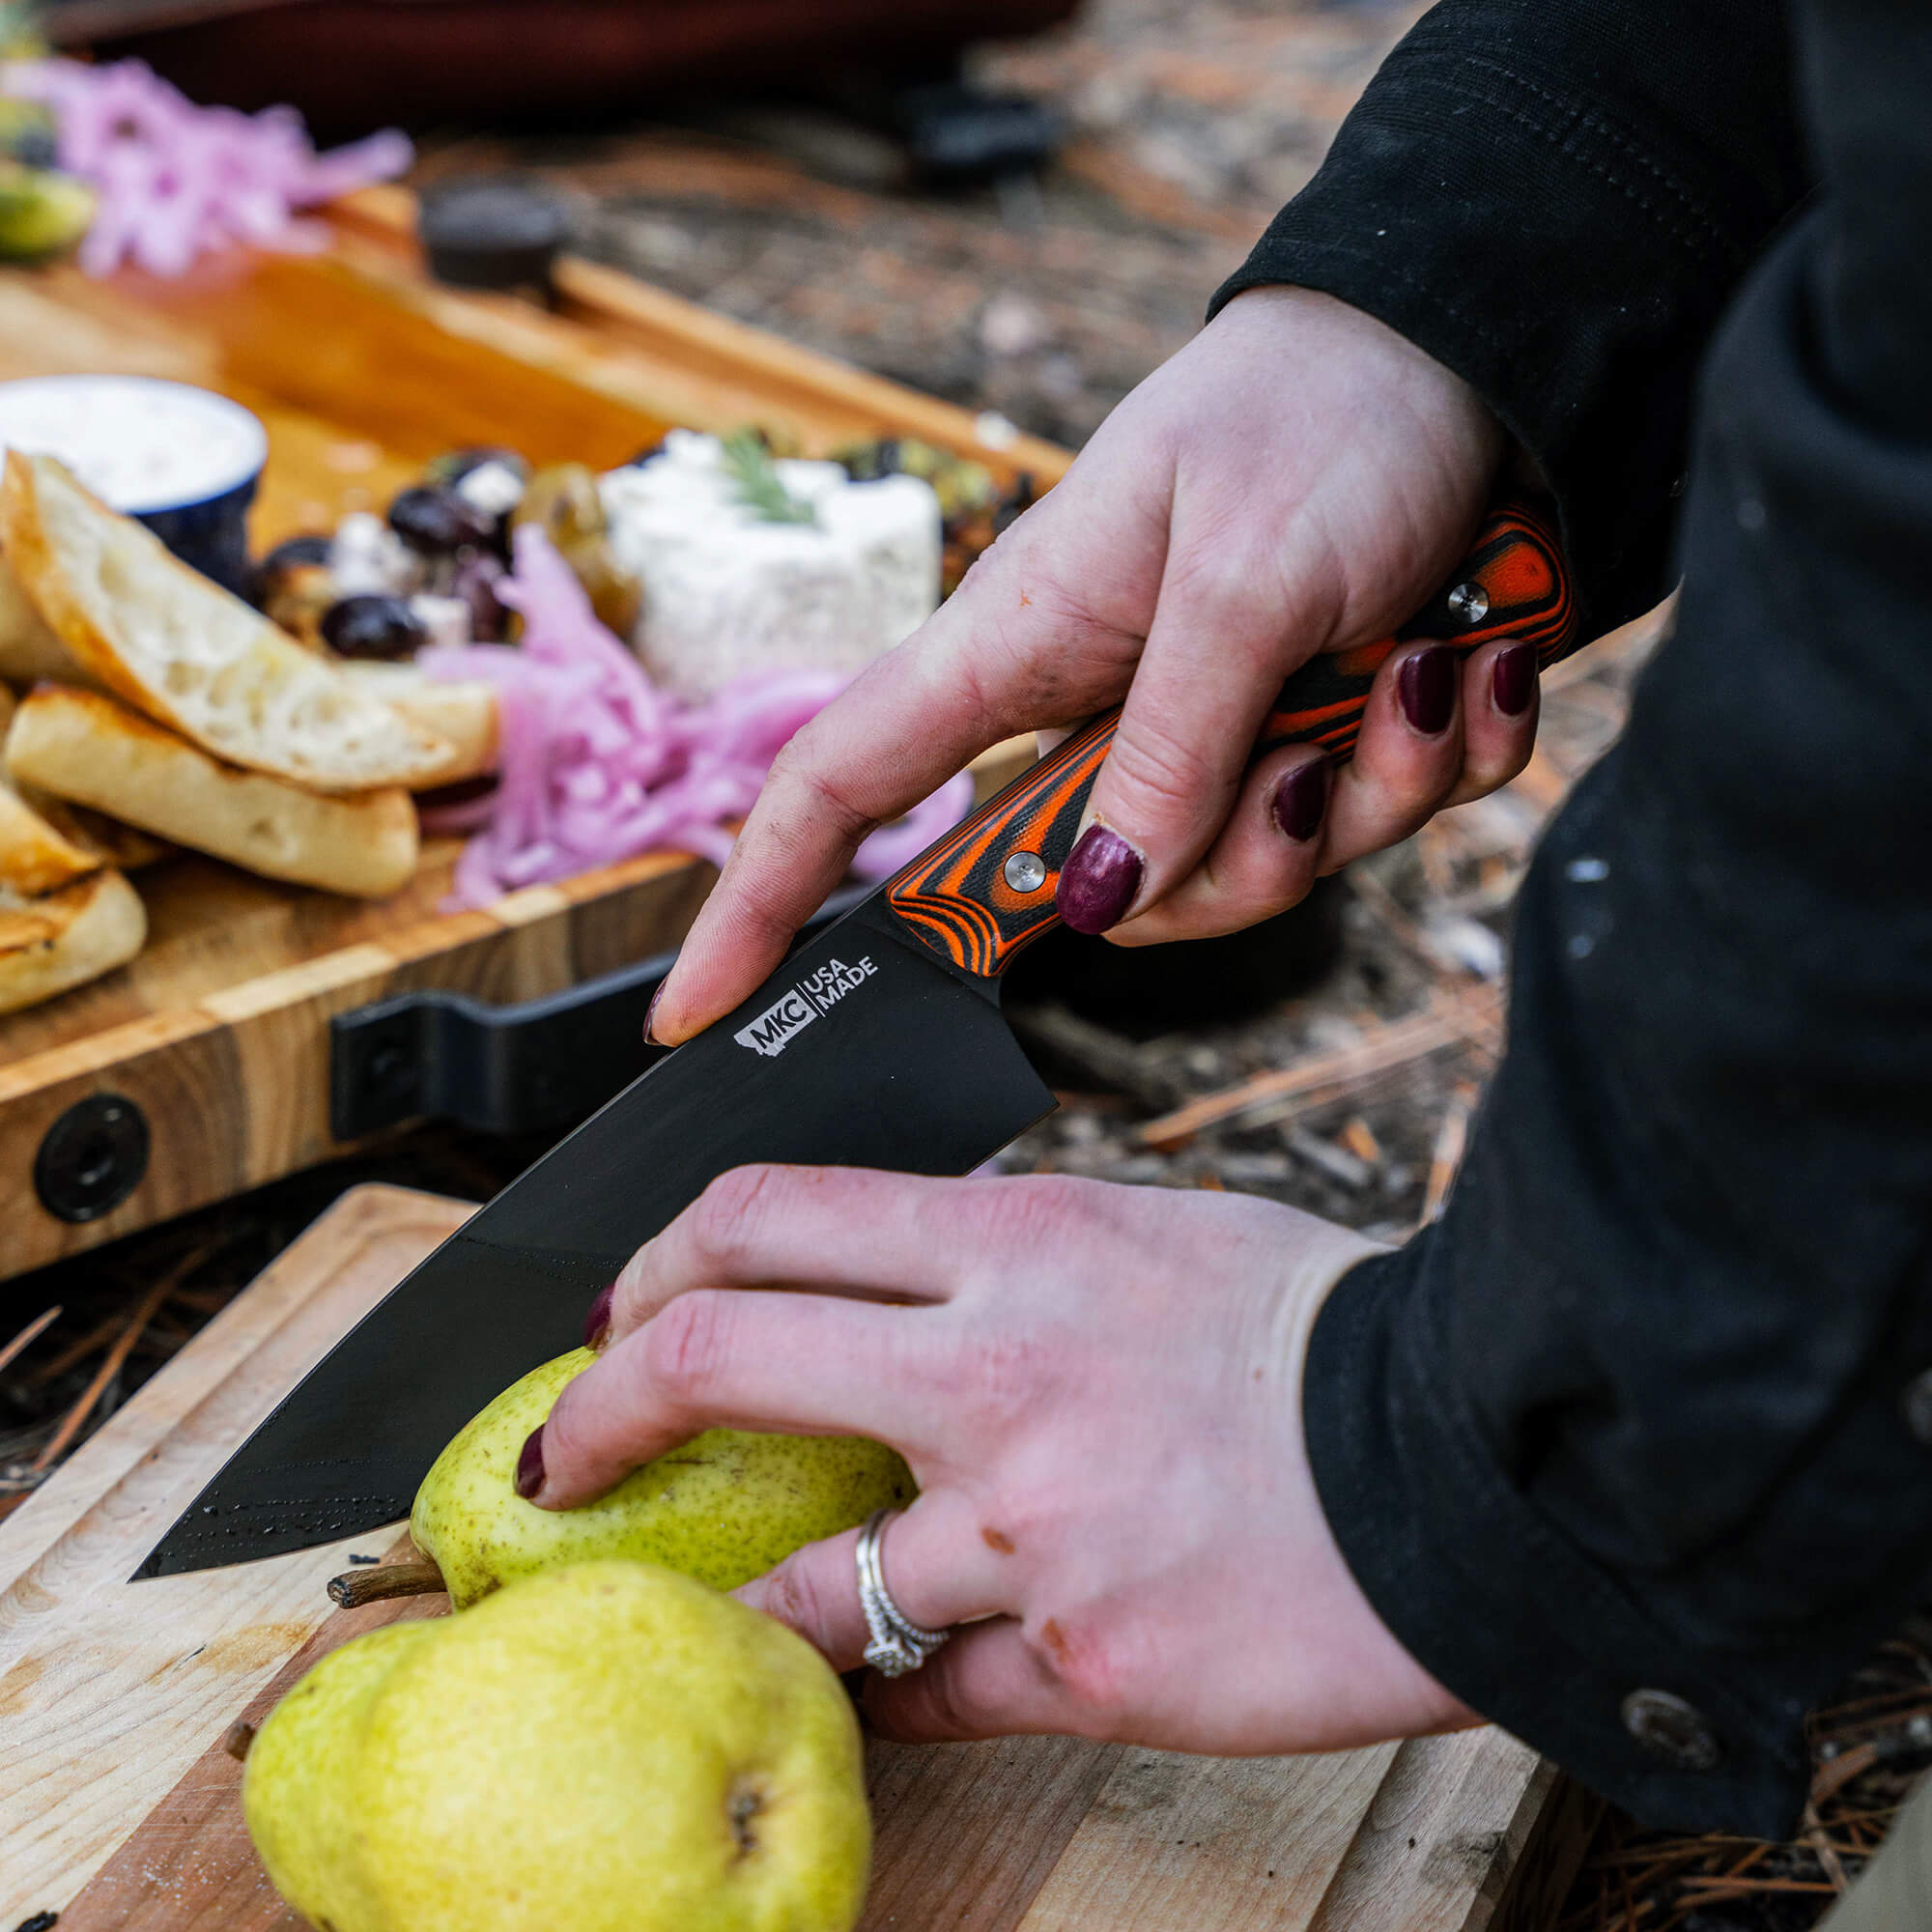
[911,1659,987,1738]
[687,1164,786,1274]
[640,1290,736,1406]
[1029,1612,1130,1725]
[1102,717,1225,823]
[763,743,875,848]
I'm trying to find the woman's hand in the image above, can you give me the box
[648,285,1530,1046]
[524,1167,1478,1753]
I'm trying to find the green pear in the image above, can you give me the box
[244,1560,870,1932]
[412,1349,915,1607]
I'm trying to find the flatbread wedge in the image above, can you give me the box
[0,680,105,895]
[337,662,500,786]
[6,684,420,899]
[0,867,145,1016]
[0,551,80,687]
[0,451,453,792]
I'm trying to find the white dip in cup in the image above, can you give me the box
[0,375,268,592]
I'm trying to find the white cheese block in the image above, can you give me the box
[599,430,942,699]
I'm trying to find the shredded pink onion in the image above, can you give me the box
[2,59,412,277]
[421,526,974,909]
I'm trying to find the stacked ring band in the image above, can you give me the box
[855,1508,952,1677]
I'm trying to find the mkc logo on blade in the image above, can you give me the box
[734,956,879,1058]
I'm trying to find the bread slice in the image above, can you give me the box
[0,867,146,1015]
[0,680,104,894]
[336,662,499,786]
[17,785,174,872]
[0,551,82,687]
[0,452,453,792]
[7,684,420,899]
[0,680,170,881]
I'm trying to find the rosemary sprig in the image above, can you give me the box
[721,428,819,526]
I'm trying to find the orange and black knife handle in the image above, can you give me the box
[886,495,1578,980]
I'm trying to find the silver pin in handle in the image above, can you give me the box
[855,1508,951,1677]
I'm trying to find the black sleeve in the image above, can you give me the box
[1208,0,1808,633]
[1303,0,1932,1837]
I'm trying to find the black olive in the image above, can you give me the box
[247,532,332,607]
[386,486,496,557]
[320,594,428,661]
[424,445,530,492]
[449,551,508,644]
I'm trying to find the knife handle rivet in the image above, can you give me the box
[1003,850,1048,894]
[1446,581,1491,625]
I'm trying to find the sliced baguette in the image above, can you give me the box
[0,551,83,687]
[0,680,172,877]
[18,783,175,872]
[0,867,146,1015]
[336,662,499,786]
[0,681,105,894]
[7,684,420,899]
[0,451,453,792]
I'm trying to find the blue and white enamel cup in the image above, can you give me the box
[0,375,268,594]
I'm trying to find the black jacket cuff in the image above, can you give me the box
[1305,1235,1812,1837]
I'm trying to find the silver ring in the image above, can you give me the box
[854,1508,950,1677]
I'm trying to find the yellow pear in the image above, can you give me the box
[412,1348,915,1607]
[243,1560,870,1932]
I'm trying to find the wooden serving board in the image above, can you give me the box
[0,1185,1581,1932]
[0,193,1060,1280]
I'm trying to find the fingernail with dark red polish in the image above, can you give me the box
[1398,646,1456,736]
[582,1282,616,1352]
[1056,824,1143,934]
[643,984,666,1047]
[514,1426,546,1501]
[1270,758,1331,843]
[1492,642,1537,718]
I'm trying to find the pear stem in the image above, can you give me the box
[327,1557,445,1609]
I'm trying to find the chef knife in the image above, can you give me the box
[134,496,1576,1580]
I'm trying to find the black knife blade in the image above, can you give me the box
[133,495,1576,1580]
[133,902,1055,1577]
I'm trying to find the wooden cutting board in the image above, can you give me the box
[0,1185,1578,1931]
[0,198,1052,1280]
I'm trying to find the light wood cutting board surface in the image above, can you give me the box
[1,1184,1558,1931]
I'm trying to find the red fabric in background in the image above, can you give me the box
[73,0,1081,137]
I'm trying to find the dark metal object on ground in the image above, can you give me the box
[417,177,567,294]
[1005,879,1346,1042]
[889,80,1064,185]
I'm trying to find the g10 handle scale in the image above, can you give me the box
[886,495,1578,980]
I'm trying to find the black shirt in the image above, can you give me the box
[1212,0,1932,1837]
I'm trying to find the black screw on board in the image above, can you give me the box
[33,1093,150,1224]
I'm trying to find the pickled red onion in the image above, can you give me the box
[2,58,412,277]
[421,525,973,909]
